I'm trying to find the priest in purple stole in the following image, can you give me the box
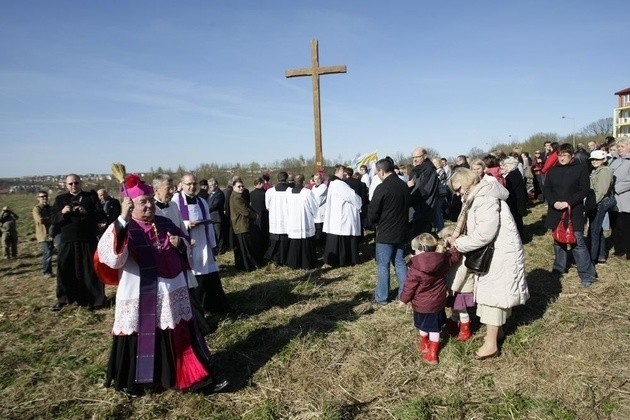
[171,173,230,314]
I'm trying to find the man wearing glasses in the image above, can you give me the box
[543,143,597,288]
[408,147,439,237]
[172,173,230,315]
[50,174,106,311]
[32,190,54,277]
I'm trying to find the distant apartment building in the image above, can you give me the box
[613,87,630,137]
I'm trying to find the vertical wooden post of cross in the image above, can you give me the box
[285,39,346,171]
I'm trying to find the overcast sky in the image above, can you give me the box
[1,1,627,177]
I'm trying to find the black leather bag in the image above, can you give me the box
[464,242,495,274]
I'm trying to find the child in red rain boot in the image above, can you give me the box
[439,226,476,341]
[400,233,462,364]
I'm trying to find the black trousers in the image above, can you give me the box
[194,272,230,314]
[610,211,630,254]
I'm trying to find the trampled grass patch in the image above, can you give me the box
[0,192,628,419]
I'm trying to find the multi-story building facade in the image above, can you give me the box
[613,87,630,137]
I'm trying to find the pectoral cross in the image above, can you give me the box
[285,39,346,169]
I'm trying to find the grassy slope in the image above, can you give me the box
[0,193,628,419]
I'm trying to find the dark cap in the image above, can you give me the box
[199,179,208,186]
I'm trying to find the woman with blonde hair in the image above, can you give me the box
[447,168,529,359]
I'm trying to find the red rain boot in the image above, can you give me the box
[422,340,440,365]
[457,321,472,341]
[418,334,429,355]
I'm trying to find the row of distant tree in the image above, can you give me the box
[146,117,612,186]
[477,117,613,160]
[1,118,614,191]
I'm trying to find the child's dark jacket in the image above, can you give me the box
[400,250,462,313]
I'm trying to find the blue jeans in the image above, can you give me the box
[41,241,53,274]
[588,196,616,262]
[602,213,610,230]
[553,231,597,283]
[374,242,408,303]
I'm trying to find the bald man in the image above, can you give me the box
[407,147,439,237]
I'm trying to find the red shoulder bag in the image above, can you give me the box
[551,207,577,245]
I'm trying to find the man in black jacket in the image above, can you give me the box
[368,158,410,305]
[206,178,226,252]
[97,188,121,232]
[51,174,106,311]
[344,166,368,241]
[543,143,597,287]
[408,147,439,236]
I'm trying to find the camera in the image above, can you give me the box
[69,197,84,215]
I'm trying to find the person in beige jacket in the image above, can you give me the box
[447,169,529,360]
[32,190,54,277]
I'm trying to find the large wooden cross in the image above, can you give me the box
[285,39,346,169]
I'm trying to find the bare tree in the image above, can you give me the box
[390,152,408,166]
[425,147,440,160]
[580,118,613,137]
[467,147,486,160]
[248,161,261,175]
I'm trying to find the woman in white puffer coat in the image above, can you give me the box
[447,168,529,360]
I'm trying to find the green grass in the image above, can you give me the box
[0,192,629,419]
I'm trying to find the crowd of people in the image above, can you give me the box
[1,134,627,394]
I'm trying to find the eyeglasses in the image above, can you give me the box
[67,182,80,185]
[412,155,424,159]
[234,185,244,189]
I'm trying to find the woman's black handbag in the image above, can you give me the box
[464,242,495,274]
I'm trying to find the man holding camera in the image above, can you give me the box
[50,174,106,311]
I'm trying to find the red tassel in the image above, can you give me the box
[124,173,142,188]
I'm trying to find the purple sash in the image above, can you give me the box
[127,219,158,384]
[177,192,190,221]
[177,192,215,253]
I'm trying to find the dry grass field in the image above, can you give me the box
[0,192,628,419]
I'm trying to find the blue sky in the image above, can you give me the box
[1,1,627,177]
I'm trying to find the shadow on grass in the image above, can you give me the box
[522,212,548,245]
[215,290,373,392]
[357,240,375,264]
[504,267,562,335]
[222,266,340,319]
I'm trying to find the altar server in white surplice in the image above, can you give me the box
[264,171,291,265]
[286,175,318,269]
[323,165,362,267]
[311,172,328,247]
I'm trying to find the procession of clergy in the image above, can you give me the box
[47,159,395,396]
